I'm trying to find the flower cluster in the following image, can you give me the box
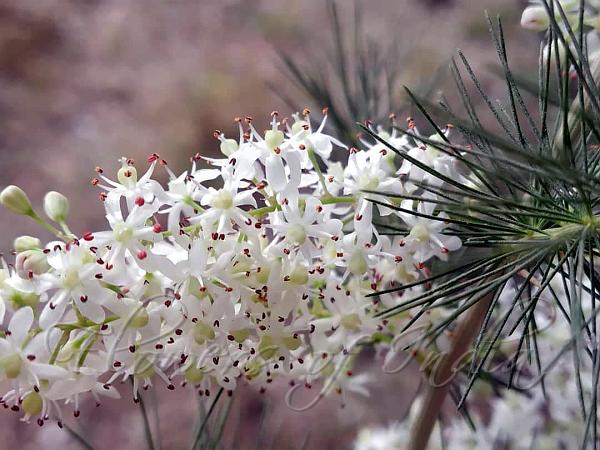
[0,110,463,426]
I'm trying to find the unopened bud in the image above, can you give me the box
[0,185,33,216]
[43,191,69,223]
[14,236,41,252]
[520,6,550,31]
[16,250,50,278]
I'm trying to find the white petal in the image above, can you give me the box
[29,362,70,380]
[78,300,105,324]
[441,235,462,251]
[265,155,287,192]
[40,300,68,330]
[8,306,34,345]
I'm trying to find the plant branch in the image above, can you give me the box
[407,292,494,450]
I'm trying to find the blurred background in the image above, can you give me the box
[0,0,536,448]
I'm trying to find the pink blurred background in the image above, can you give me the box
[0,0,536,448]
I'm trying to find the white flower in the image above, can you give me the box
[311,280,379,352]
[38,243,110,327]
[269,196,342,259]
[0,308,68,387]
[92,157,164,212]
[287,110,347,162]
[195,165,257,233]
[398,130,456,192]
[398,197,461,264]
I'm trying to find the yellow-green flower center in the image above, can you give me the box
[409,223,430,242]
[0,353,22,379]
[212,190,233,210]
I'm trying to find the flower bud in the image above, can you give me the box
[15,250,50,279]
[14,236,41,252]
[43,191,69,222]
[520,6,550,31]
[0,185,33,216]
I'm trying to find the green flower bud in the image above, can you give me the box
[14,235,41,252]
[43,191,69,223]
[0,185,33,216]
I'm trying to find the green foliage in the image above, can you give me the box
[274,0,404,146]
[363,1,600,446]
